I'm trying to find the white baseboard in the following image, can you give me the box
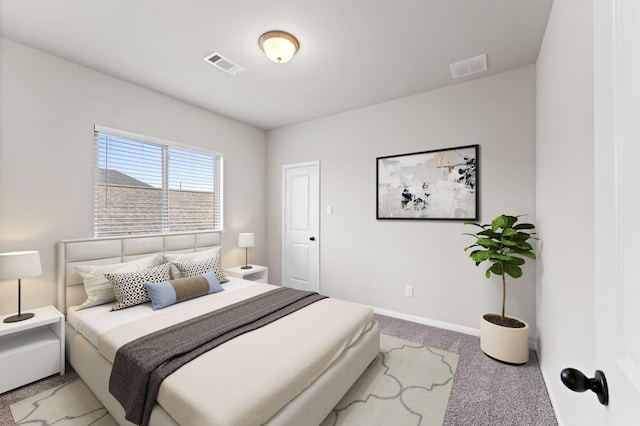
[370,305,537,350]
[369,305,480,337]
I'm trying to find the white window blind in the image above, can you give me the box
[94,126,223,237]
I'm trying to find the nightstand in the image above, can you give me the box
[0,305,65,393]
[224,265,268,283]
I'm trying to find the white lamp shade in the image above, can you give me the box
[238,233,255,248]
[0,251,42,280]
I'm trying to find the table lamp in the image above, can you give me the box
[0,251,42,323]
[238,233,255,269]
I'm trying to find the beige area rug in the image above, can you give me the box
[321,334,459,426]
[10,379,117,425]
[11,335,457,426]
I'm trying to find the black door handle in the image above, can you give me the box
[309,236,316,241]
[560,368,609,405]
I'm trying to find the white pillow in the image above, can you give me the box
[75,254,161,310]
[163,247,221,263]
[173,255,229,284]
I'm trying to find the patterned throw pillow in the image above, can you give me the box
[210,257,229,284]
[173,255,229,284]
[163,247,221,269]
[106,263,171,311]
[75,254,161,310]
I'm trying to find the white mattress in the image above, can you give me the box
[66,276,257,347]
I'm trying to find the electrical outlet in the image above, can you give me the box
[405,285,414,297]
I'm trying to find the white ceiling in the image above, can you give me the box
[0,0,553,130]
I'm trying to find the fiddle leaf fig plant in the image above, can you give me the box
[464,214,537,322]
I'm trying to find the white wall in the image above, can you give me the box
[0,38,267,315]
[536,1,595,425]
[266,66,537,333]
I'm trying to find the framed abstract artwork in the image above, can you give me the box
[376,145,479,220]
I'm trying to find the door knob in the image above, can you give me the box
[309,236,316,241]
[560,368,609,406]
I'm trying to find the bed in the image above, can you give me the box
[57,231,379,426]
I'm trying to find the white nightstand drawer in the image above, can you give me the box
[0,327,61,393]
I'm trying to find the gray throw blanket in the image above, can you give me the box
[109,287,327,426]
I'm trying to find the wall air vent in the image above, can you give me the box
[449,54,488,79]
[203,52,246,76]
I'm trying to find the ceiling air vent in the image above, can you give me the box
[449,54,488,79]
[203,52,246,76]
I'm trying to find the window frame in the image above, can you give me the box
[93,125,223,237]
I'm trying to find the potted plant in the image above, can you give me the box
[464,214,537,364]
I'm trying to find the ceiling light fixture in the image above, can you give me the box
[259,31,299,63]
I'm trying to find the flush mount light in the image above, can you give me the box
[259,31,299,63]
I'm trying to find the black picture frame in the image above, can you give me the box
[376,144,479,220]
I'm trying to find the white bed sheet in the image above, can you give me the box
[66,276,256,347]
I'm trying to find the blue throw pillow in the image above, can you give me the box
[144,270,223,310]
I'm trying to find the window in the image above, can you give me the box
[94,126,223,237]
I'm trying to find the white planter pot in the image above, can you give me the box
[480,314,529,364]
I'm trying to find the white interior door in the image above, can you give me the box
[594,0,640,423]
[282,161,319,292]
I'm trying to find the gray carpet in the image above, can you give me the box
[0,315,557,425]
[375,314,557,426]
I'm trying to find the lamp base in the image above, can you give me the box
[3,312,35,323]
[241,265,253,269]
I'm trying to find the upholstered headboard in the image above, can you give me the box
[57,230,222,314]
